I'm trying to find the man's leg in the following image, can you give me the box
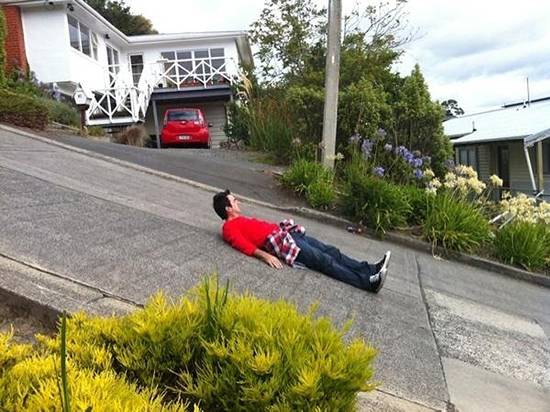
[300,234,377,276]
[294,234,374,290]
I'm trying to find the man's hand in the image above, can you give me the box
[253,249,283,269]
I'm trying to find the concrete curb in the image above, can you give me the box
[2,123,548,289]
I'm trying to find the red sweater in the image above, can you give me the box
[222,216,278,256]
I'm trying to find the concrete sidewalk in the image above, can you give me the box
[1,127,549,411]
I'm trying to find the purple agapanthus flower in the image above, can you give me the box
[361,139,374,159]
[377,128,387,139]
[414,168,424,179]
[373,166,385,177]
[412,158,423,168]
[395,145,408,157]
[384,143,393,152]
[349,133,362,145]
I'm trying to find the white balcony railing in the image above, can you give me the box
[86,58,240,126]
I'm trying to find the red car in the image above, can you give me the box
[160,108,212,148]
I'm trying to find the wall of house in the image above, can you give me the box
[20,5,129,91]
[3,5,29,73]
[21,5,71,83]
[509,141,550,194]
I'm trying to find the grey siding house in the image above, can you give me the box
[444,98,550,196]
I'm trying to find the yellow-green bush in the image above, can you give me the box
[0,277,377,411]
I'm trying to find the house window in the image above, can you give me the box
[67,15,98,60]
[91,33,99,60]
[129,54,144,86]
[68,16,80,50]
[458,146,478,171]
[106,45,120,86]
[79,23,91,57]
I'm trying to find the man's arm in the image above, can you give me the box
[253,249,283,269]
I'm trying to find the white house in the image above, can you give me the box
[1,0,253,146]
[444,97,550,197]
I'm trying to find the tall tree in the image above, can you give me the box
[441,99,465,119]
[393,65,452,175]
[85,0,157,35]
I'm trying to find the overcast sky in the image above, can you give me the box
[128,0,550,114]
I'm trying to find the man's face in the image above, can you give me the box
[226,194,241,215]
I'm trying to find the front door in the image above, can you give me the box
[497,145,510,189]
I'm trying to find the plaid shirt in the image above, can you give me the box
[265,219,305,266]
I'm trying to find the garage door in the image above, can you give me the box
[199,102,227,148]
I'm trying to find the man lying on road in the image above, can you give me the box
[213,189,391,293]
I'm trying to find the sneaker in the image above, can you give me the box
[373,251,391,273]
[369,251,391,293]
[369,268,386,293]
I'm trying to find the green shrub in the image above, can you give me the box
[1,277,376,411]
[423,193,492,253]
[247,98,295,164]
[282,159,332,194]
[342,174,411,236]
[493,221,550,271]
[306,178,336,209]
[0,88,49,129]
[39,97,80,126]
[224,100,250,144]
[402,185,432,225]
[88,125,106,137]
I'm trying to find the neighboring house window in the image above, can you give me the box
[160,48,226,86]
[458,146,477,170]
[67,15,98,60]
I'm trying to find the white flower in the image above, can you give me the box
[489,174,504,187]
[424,168,435,179]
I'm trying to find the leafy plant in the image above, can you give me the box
[423,193,492,253]
[0,276,377,411]
[306,178,336,209]
[0,89,49,129]
[493,221,550,272]
[88,126,106,137]
[402,185,432,226]
[40,98,80,127]
[342,174,411,236]
[282,159,332,195]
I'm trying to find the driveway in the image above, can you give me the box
[39,129,304,207]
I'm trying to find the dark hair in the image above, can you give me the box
[213,189,231,220]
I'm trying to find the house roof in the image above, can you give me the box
[444,98,550,145]
[1,0,254,65]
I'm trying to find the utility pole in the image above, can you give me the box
[321,0,342,169]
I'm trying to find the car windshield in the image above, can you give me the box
[167,111,198,121]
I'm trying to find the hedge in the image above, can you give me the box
[0,277,377,411]
[0,88,49,129]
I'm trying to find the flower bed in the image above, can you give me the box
[281,134,550,275]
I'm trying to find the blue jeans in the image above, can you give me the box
[293,232,376,290]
